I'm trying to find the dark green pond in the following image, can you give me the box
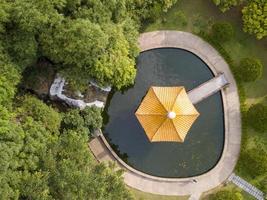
[103,48,224,178]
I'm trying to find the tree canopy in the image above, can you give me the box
[0,0,177,90]
[212,0,266,40]
[247,103,267,133]
[40,19,137,89]
[0,97,132,199]
[16,96,62,133]
[0,43,20,107]
[242,0,267,39]
[212,0,243,12]
[61,106,102,137]
[212,22,235,42]
[240,146,267,177]
[237,57,263,82]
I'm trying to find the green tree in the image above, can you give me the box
[41,18,137,89]
[213,0,243,12]
[237,57,263,82]
[120,18,139,59]
[17,117,57,199]
[88,163,134,200]
[1,97,132,199]
[1,109,57,199]
[59,0,82,14]
[5,30,38,69]
[127,0,178,22]
[44,130,92,200]
[72,0,177,26]
[19,171,52,200]
[61,108,86,131]
[16,96,61,133]
[0,63,20,106]
[210,189,243,200]
[0,102,57,199]
[81,106,103,132]
[56,0,128,26]
[0,0,11,33]
[62,107,102,137]
[40,18,108,89]
[19,117,57,171]
[0,106,25,199]
[43,130,134,200]
[40,18,107,69]
[5,0,173,90]
[1,0,177,91]
[241,146,267,177]
[10,0,63,34]
[0,44,20,107]
[247,103,267,132]
[212,22,235,42]
[93,24,136,89]
[242,0,267,39]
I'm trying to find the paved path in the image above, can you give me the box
[89,31,241,196]
[188,73,229,104]
[189,193,201,200]
[228,174,265,200]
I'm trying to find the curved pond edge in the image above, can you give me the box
[89,31,241,196]
[103,47,225,178]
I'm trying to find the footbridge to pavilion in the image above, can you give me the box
[188,73,229,104]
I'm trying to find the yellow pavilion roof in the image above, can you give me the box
[135,86,199,142]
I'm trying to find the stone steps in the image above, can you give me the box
[228,173,265,200]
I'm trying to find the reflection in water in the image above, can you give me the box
[103,48,224,178]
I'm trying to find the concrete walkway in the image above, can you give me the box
[228,174,265,200]
[189,193,201,200]
[89,31,241,196]
[188,73,229,104]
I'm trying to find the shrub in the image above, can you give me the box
[174,10,187,27]
[237,57,263,82]
[210,189,243,200]
[212,22,234,42]
[257,178,267,193]
[247,103,267,132]
[242,0,267,39]
[240,147,267,177]
[192,15,214,34]
[213,0,243,12]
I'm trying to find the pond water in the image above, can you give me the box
[103,48,224,178]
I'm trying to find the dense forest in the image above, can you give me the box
[0,0,177,199]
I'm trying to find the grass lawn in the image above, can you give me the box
[130,187,189,200]
[201,183,255,200]
[139,0,267,199]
